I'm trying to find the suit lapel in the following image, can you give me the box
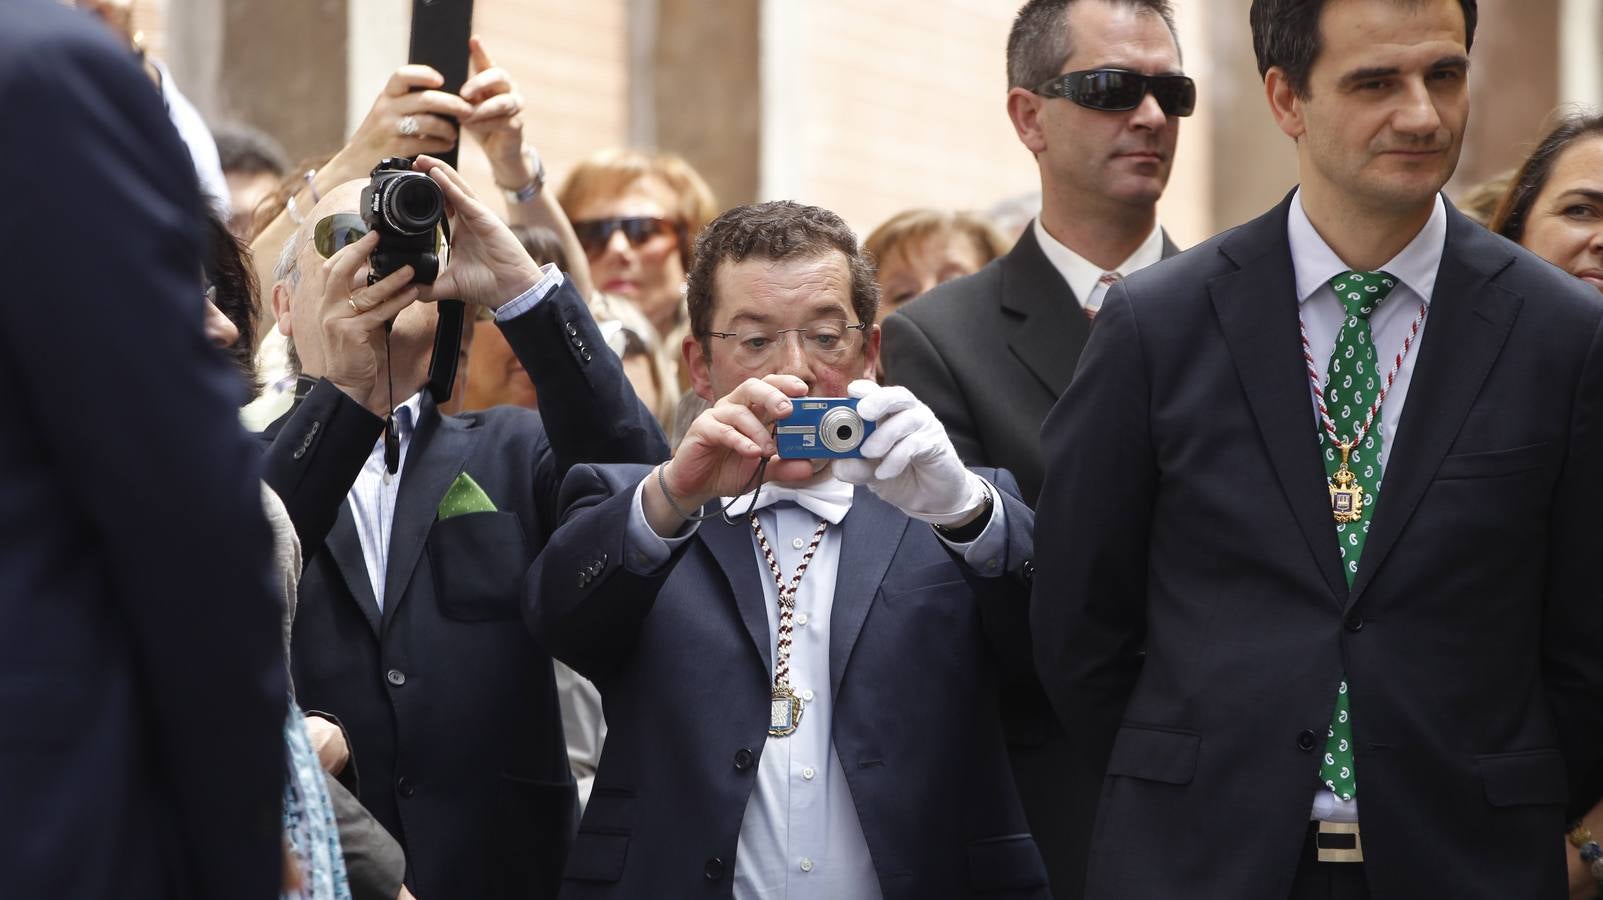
[326,502,383,636]
[1350,211,1520,604]
[1003,226,1089,397]
[1212,197,1348,605]
[698,515,774,675]
[828,490,907,700]
[381,400,480,631]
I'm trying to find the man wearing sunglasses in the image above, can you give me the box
[1035,0,1603,898]
[880,1,1188,893]
[258,155,669,900]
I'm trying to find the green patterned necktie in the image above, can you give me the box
[1317,269,1397,802]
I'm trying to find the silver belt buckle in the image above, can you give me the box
[1316,821,1363,863]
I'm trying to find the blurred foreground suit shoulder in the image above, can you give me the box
[0,1,286,896]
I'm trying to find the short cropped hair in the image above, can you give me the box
[1489,112,1603,244]
[212,123,290,177]
[686,201,879,341]
[1007,0,1180,91]
[1250,0,1478,97]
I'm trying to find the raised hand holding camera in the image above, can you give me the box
[315,230,422,417]
[409,154,544,309]
[643,375,821,536]
[833,380,989,527]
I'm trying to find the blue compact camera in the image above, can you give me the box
[775,398,875,459]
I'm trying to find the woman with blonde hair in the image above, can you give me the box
[865,208,1011,315]
[558,149,719,390]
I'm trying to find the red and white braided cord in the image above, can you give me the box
[750,516,828,687]
[1298,299,1428,450]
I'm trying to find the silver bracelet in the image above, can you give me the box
[285,193,305,225]
[302,168,321,203]
[500,147,546,205]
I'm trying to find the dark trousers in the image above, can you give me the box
[1289,823,1372,900]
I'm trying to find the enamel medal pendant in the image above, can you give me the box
[1329,443,1365,524]
[769,684,804,737]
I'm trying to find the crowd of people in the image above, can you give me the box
[6,0,1603,898]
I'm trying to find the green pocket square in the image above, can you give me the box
[438,472,497,519]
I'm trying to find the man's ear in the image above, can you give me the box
[1264,67,1307,142]
[1006,87,1050,155]
[271,280,294,337]
[684,333,714,402]
[862,324,882,381]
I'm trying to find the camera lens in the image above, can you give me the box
[382,173,444,235]
[818,407,865,454]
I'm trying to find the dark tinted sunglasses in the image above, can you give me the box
[312,213,442,259]
[1035,68,1196,117]
[572,216,681,257]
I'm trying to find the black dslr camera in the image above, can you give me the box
[360,157,444,285]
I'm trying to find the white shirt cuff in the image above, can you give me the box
[624,475,699,574]
[492,263,564,322]
[935,479,1010,577]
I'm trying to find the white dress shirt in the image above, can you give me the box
[624,476,1010,899]
[343,266,565,608]
[1288,188,1447,823]
[347,393,421,610]
[1032,217,1165,314]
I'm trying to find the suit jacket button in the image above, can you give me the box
[733,748,754,771]
[386,668,406,687]
[1022,560,1034,584]
[1344,613,1364,633]
[1297,729,1317,751]
[704,858,724,880]
[581,349,593,362]
[578,572,590,587]
[565,322,578,336]
[588,561,603,576]
[397,776,415,798]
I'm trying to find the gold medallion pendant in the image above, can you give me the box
[769,684,804,737]
[1329,443,1365,524]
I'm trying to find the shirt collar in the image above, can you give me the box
[369,391,424,455]
[1032,217,1165,304]
[1287,188,1446,306]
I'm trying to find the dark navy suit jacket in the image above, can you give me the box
[262,282,669,900]
[1033,193,1603,898]
[527,464,1050,899]
[1,2,286,896]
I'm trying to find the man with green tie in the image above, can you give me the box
[1031,0,1603,897]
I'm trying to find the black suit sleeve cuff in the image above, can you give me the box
[262,379,384,554]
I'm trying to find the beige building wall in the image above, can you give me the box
[758,1,1038,237]
[126,0,1595,247]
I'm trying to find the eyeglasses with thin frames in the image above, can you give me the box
[705,319,870,369]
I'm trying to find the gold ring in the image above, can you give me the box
[348,297,362,315]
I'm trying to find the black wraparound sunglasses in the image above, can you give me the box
[1035,68,1197,117]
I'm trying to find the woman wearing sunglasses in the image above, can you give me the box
[557,149,720,391]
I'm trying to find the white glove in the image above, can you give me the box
[833,380,988,526]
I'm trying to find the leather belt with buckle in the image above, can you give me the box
[1315,821,1363,863]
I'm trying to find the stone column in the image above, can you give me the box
[166,0,351,164]
[649,0,762,208]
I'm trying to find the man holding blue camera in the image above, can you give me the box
[525,201,1048,898]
